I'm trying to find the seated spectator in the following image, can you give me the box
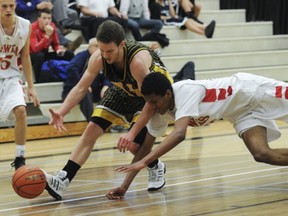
[16,0,83,51]
[62,38,112,122]
[77,0,128,41]
[178,0,202,23]
[16,0,53,22]
[30,9,75,83]
[149,0,162,20]
[50,0,80,35]
[119,0,163,41]
[158,0,215,38]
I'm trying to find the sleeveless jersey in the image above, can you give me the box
[0,16,30,78]
[102,40,173,97]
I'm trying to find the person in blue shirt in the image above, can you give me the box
[62,38,111,121]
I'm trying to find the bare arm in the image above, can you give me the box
[116,116,191,172]
[49,50,103,131]
[118,50,155,151]
[21,25,40,107]
[80,6,103,17]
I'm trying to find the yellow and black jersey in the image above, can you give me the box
[102,40,173,97]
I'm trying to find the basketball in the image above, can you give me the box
[12,165,46,199]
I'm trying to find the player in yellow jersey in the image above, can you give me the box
[44,20,173,200]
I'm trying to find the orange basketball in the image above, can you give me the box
[12,165,46,199]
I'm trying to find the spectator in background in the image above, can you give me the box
[62,38,112,122]
[178,0,202,24]
[30,9,75,83]
[158,0,215,38]
[119,0,163,41]
[77,0,128,41]
[149,0,162,20]
[50,0,79,35]
[16,0,83,52]
[16,0,53,22]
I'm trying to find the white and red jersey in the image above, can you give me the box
[0,16,30,78]
[148,73,288,141]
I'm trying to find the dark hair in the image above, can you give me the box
[38,8,52,17]
[141,73,173,96]
[96,20,125,46]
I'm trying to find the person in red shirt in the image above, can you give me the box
[30,8,75,83]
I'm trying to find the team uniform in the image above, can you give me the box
[148,72,288,142]
[91,40,173,129]
[0,16,30,120]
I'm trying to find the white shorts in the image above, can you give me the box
[234,114,280,142]
[0,76,26,121]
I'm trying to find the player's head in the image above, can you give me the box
[96,20,126,64]
[0,0,16,19]
[141,73,174,115]
[37,9,52,27]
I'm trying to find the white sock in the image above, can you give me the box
[15,144,25,157]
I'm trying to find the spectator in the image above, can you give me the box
[119,0,163,41]
[178,0,202,24]
[158,0,215,38]
[16,0,83,51]
[50,0,80,35]
[16,0,53,22]
[62,38,112,122]
[30,9,75,83]
[77,0,128,41]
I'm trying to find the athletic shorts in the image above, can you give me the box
[0,76,26,121]
[91,85,145,127]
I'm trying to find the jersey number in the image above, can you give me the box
[0,55,12,70]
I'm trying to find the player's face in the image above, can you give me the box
[0,0,16,19]
[98,41,124,64]
[38,12,52,28]
[144,90,173,115]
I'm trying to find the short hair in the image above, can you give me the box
[141,73,173,96]
[96,20,125,46]
[38,8,52,17]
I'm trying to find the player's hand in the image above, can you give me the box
[117,132,136,153]
[49,108,67,132]
[27,88,40,107]
[106,186,127,200]
[115,161,146,173]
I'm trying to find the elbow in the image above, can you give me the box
[175,130,186,143]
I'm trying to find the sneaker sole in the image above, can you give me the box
[45,184,62,200]
[147,165,166,191]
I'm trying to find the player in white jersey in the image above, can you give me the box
[0,0,40,170]
[114,72,288,193]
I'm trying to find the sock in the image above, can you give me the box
[63,160,81,182]
[147,159,159,168]
[15,144,25,157]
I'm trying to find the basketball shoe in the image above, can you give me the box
[10,157,26,170]
[45,170,70,200]
[147,160,166,191]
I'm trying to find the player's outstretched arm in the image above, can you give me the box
[116,116,191,172]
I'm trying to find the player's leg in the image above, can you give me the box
[11,105,27,170]
[128,117,166,191]
[242,126,288,165]
[4,77,27,170]
[45,121,107,200]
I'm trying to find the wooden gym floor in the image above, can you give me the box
[0,120,288,216]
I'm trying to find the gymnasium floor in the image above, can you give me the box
[0,120,288,215]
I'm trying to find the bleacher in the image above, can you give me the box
[1,0,288,143]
